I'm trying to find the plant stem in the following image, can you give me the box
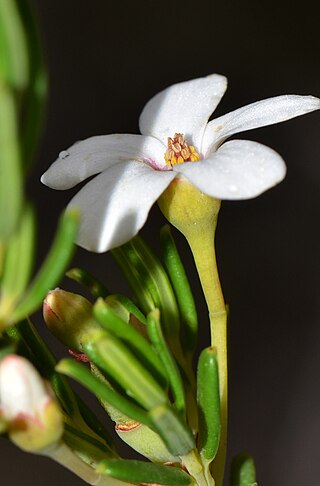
[48,442,129,486]
[48,442,102,485]
[158,181,227,485]
[185,220,227,486]
[181,449,213,486]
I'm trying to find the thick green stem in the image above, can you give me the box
[185,223,227,486]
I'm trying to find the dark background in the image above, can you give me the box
[2,0,320,484]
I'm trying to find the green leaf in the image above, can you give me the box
[121,236,180,339]
[160,225,198,354]
[0,0,47,171]
[75,394,115,449]
[147,309,186,416]
[57,358,153,428]
[4,322,32,359]
[115,419,180,464]
[63,424,115,466]
[15,0,48,172]
[11,209,79,323]
[0,203,35,317]
[0,0,29,90]
[93,298,167,387]
[105,293,147,326]
[0,82,23,240]
[112,244,155,313]
[197,347,221,463]
[66,267,110,298]
[98,459,192,486]
[149,403,194,457]
[89,362,136,425]
[230,453,257,486]
[82,330,167,410]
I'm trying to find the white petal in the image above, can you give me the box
[68,160,176,252]
[202,95,320,155]
[41,134,166,189]
[174,139,286,200]
[0,355,48,419]
[139,74,227,149]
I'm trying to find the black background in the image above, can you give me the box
[2,1,320,484]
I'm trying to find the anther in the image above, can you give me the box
[164,133,200,167]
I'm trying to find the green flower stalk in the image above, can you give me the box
[158,178,227,485]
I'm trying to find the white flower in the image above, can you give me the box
[41,74,320,253]
[0,354,63,451]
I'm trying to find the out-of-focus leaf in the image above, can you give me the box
[11,209,79,323]
[0,204,35,323]
[0,83,23,240]
[230,453,257,486]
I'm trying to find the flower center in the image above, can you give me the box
[164,133,200,167]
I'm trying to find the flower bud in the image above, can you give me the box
[43,289,100,351]
[0,355,63,452]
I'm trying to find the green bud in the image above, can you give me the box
[43,289,100,351]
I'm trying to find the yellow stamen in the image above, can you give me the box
[164,133,200,167]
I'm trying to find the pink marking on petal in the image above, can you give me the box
[1,354,22,367]
[13,411,44,430]
[144,158,172,171]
